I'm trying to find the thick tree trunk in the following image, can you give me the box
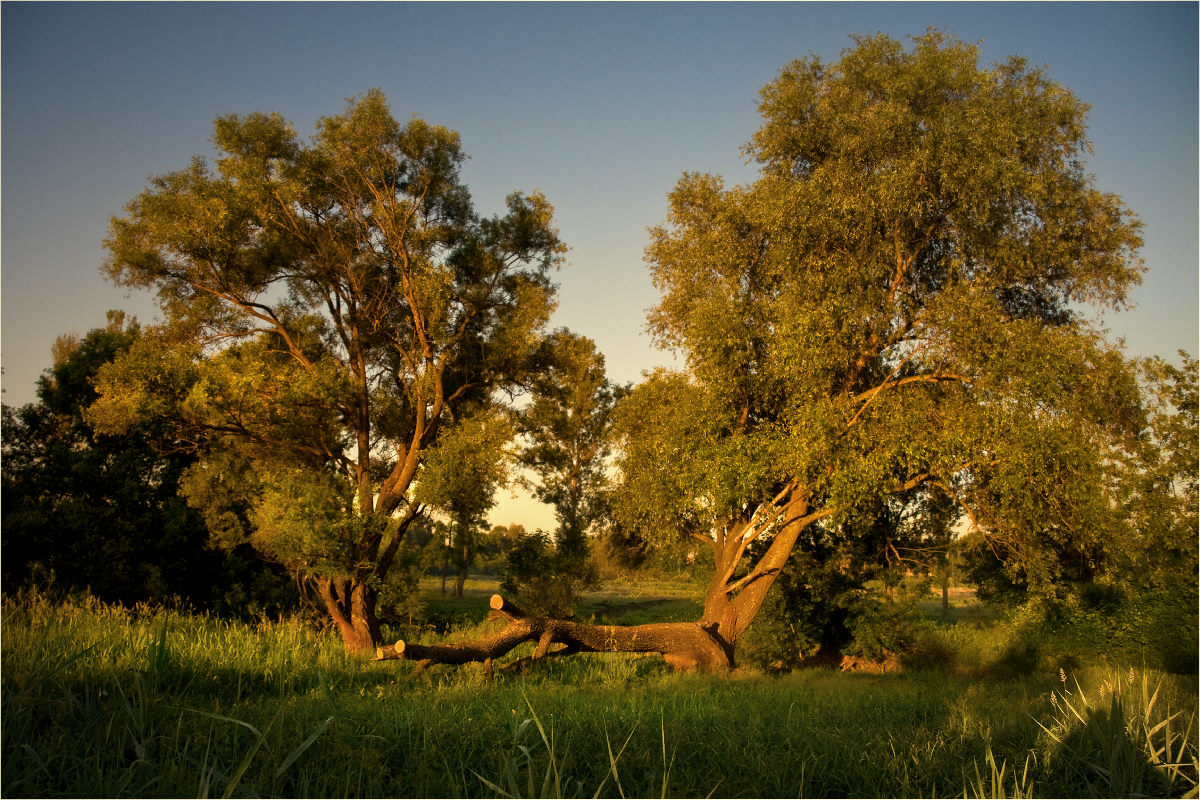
[318,578,381,654]
[697,492,821,655]
[376,594,733,671]
[375,492,831,673]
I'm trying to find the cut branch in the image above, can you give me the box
[375,594,732,671]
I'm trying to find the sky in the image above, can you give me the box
[3,2,1196,531]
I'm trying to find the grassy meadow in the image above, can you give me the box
[3,580,1197,798]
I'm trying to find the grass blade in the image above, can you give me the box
[186,710,265,799]
[276,716,335,778]
[598,725,637,800]
[222,735,264,800]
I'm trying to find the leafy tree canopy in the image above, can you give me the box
[87,89,565,649]
[615,30,1146,634]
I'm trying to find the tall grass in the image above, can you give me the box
[1034,666,1199,797]
[3,590,1197,798]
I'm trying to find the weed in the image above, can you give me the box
[962,744,1036,798]
[474,694,582,798]
[1034,666,1199,797]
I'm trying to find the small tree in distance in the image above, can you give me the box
[502,332,628,616]
[384,31,1147,671]
[415,406,514,597]
[522,332,628,560]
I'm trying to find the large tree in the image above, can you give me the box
[382,31,1145,671]
[88,90,564,651]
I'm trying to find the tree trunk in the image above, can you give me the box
[697,492,820,657]
[453,527,472,597]
[374,493,827,673]
[440,545,450,594]
[376,594,732,671]
[317,577,381,654]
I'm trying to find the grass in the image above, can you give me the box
[3,587,1196,798]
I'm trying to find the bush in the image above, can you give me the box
[594,524,650,575]
[501,531,597,618]
[903,626,958,672]
[849,592,921,662]
[737,587,810,671]
[990,633,1042,679]
[994,580,1200,677]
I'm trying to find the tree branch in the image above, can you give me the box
[375,594,731,671]
[725,504,838,597]
[718,479,799,591]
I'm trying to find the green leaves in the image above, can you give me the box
[93,90,566,637]
[87,329,201,438]
[519,332,625,549]
[628,30,1148,602]
[247,465,358,574]
[415,407,515,525]
[745,30,1142,320]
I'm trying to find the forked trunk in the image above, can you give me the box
[697,494,819,658]
[318,578,381,654]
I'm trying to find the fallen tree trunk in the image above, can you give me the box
[375,594,733,672]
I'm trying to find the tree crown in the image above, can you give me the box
[90,89,565,586]
[621,32,1145,590]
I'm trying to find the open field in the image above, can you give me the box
[3,585,1196,798]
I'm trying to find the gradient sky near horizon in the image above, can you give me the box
[3,2,1196,531]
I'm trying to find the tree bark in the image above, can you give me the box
[699,492,825,650]
[376,594,732,671]
[440,545,450,594]
[453,527,472,598]
[318,577,381,654]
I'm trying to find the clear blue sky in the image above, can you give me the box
[3,2,1196,530]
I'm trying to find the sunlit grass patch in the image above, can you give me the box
[1034,665,1200,797]
[3,592,1197,798]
